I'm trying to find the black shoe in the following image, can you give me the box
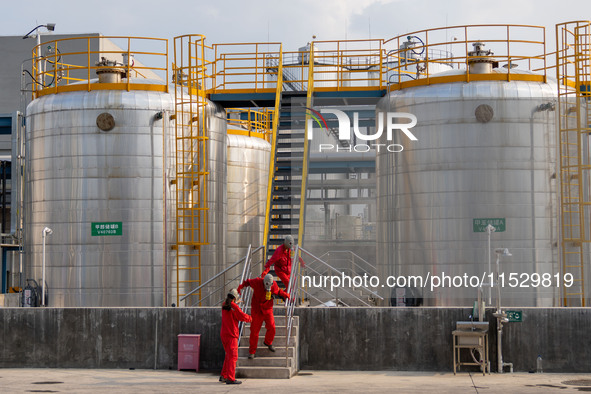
[219,376,226,383]
[264,342,275,352]
[226,380,242,385]
[248,353,255,359]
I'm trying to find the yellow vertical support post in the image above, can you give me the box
[296,43,315,301]
[574,22,591,307]
[263,46,284,261]
[298,44,314,246]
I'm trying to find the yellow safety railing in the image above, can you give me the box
[555,21,591,307]
[30,36,169,98]
[173,34,212,306]
[303,39,386,91]
[384,24,547,91]
[226,108,272,141]
[210,42,282,93]
[209,39,387,94]
[207,27,550,96]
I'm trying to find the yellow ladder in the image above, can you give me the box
[173,35,211,306]
[556,21,591,306]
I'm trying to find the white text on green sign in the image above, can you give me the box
[92,222,122,236]
[473,218,506,232]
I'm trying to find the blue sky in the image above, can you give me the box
[2,0,589,51]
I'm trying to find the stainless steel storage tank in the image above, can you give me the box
[376,68,558,307]
[25,81,176,307]
[226,129,270,266]
[24,37,227,307]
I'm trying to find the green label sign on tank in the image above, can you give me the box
[473,218,506,232]
[92,222,123,236]
[506,310,522,322]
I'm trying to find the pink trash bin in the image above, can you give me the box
[178,334,201,371]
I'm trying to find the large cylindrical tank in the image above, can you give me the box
[25,81,227,307]
[376,69,558,307]
[25,82,176,307]
[226,131,270,267]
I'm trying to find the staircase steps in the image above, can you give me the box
[236,315,299,379]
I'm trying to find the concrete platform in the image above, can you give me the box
[1,369,590,393]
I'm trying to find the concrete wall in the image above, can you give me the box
[0,308,223,370]
[0,307,589,372]
[296,308,591,372]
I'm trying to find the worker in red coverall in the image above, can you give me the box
[220,288,251,385]
[262,235,304,289]
[238,274,289,359]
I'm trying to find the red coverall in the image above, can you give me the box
[220,301,251,382]
[238,277,289,355]
[262,244,292,289]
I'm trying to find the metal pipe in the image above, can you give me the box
[41,227,52,306]
[162,110,168,307]
[494,248,511,373]
[486,224,495,304]
[497,322,503,373]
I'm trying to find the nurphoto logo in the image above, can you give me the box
[306,108,418,153]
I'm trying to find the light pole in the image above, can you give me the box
[41,227,53,307]
[22,23,56,89]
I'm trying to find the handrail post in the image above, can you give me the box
[285,244,300,369]
[237,244,254,348]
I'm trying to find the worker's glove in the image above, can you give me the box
[237,284,243,294]
[261,268,270,278]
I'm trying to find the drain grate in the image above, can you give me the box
[563,380,591,387]
[32,382,63,385]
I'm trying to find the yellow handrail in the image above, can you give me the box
[384,24,547,91]
[210,42,282,93]
[262,46,284,260]
[31,35,169,98]
[203,26,554,96]
[298,43,314,246]
[226,108,272,140]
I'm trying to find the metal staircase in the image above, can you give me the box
[236,314,299,379]
[265,91,309,258]
[265,58,304,92]
[237,245,301,379]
